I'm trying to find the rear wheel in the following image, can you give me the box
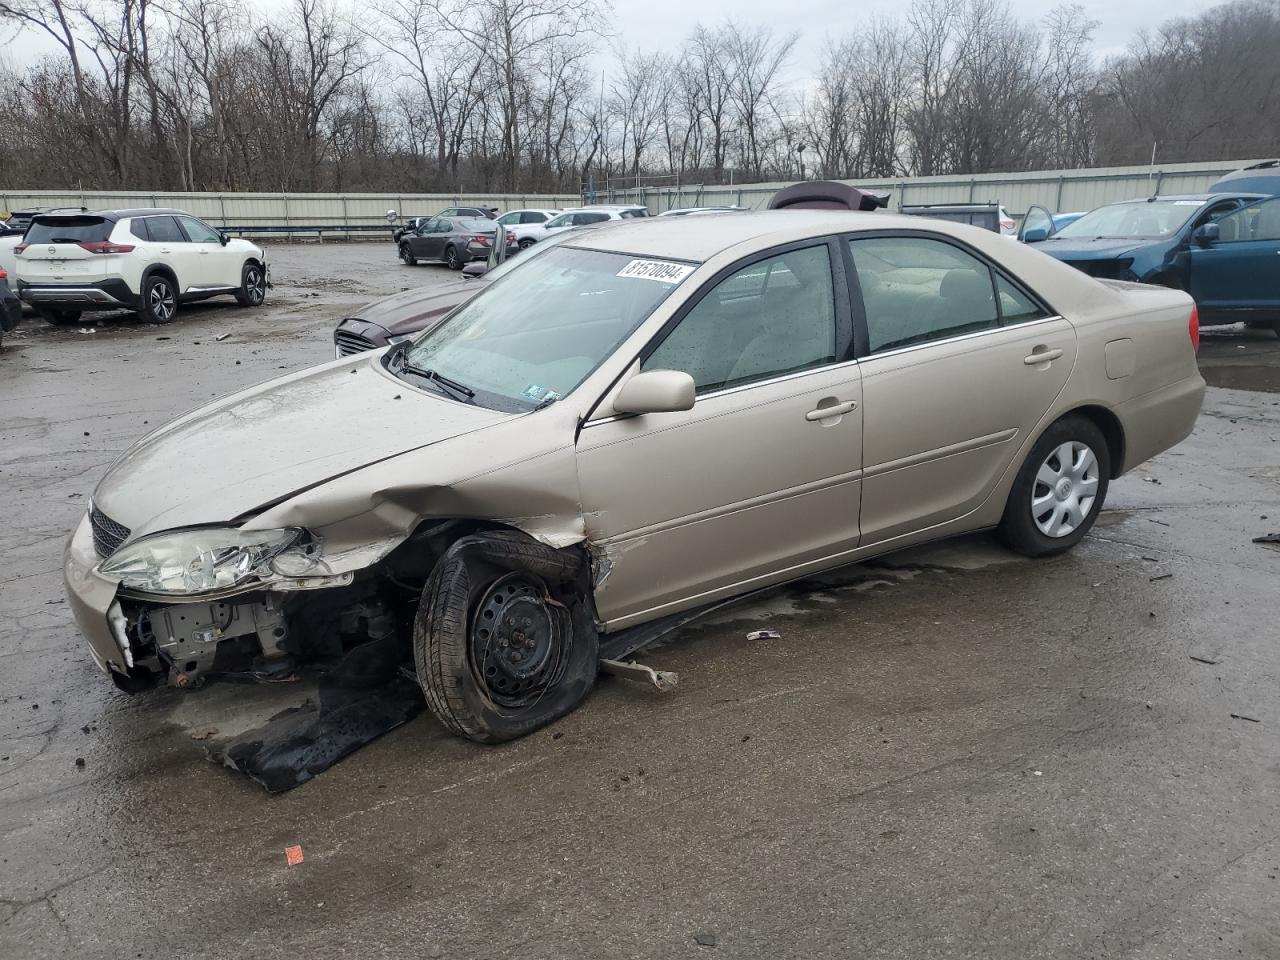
[444,245,463,270]
[37,307,82,326]
[998,416,1111,557]
[234,262,267,307]
[140,274,177,324]
[400,243,417,266]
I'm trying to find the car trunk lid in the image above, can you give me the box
[17,215,116,283]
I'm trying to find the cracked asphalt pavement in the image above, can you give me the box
[2,242,1279,959]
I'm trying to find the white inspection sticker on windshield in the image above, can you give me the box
[616,259,695,284]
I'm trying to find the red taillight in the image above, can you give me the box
[78,241,135,254]
[0,268,7,279]
[13,243,27,254]
[468,234,491,245]
[1188,303,1200,353]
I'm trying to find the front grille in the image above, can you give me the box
[334,329,376,356]
[89,502,130,558]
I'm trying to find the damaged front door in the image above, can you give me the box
[576,241,864,629]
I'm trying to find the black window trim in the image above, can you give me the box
[840,229,1059,360]
[633,235,855,399]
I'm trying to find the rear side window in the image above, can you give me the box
[25,217,111,244]
[142,216,185,242]
[578,212,610,225]
[850,236,999,353]
[522,211,548,224]
[619,209,648,219]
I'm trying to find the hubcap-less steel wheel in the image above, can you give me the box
[149,281,174,322]
[1031,441,1100,537]
[470,572,565,707]
[244,267,265,304]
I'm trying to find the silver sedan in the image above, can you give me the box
[65,211,1204,743]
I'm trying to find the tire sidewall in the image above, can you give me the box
[445,245,462,270]
[236,263,266,307]
[141,274,177,324]
[400,243,416,265]
[999,416,1111,557]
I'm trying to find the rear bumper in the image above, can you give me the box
[1117,373,1206,473]
[18,278,135,308]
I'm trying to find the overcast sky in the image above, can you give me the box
[4,0,1224,72]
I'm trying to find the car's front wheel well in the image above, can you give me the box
[1056,405,1125,477]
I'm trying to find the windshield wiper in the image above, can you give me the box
[390,346,475,401]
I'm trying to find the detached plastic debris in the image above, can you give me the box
[207,633,424,793]
[285,845,304,866]
[746,630,782,641]
[1252,533,1280,546]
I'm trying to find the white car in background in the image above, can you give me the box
[542,205,650,236]
[494,208,562,249]
[15,208,268,325]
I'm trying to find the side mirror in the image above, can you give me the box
[613,369,696,415]
[219,231,229,246]
[461,262,487,279]
[1021,226,1048,243]
[1193,222,1219,246]
[385,209,398,224]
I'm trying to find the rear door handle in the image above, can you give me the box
[805,400,858,421]
[1024,347,1064,365]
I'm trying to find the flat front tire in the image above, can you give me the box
[413,531,598,743]
[998,415,1111,557]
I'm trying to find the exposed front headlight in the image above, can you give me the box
[97,527,305,596]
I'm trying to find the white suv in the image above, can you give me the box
[541,205,650,236]
[15,208,268,325]
[494,208,562,248]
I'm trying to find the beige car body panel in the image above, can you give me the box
[64,211,1205,674]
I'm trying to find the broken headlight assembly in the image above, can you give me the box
[97,527,308,596]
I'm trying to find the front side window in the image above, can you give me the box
[850,236,1000,353]
[1213,197,1280,242]
[497,212,520,226]
[402,246,694,411]
[546,214,573,228]
[178,216,221,243]
[643,245,836,393]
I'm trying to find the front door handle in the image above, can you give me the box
[805,400,858,421]
[1024,347,1064,365]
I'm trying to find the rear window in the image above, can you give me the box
[619,209,649,219]
[25,216,111,244]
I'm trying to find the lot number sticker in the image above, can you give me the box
[616,259,695,284]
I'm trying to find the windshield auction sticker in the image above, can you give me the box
[616,259,695,284]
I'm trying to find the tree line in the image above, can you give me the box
[1,0,1277,195]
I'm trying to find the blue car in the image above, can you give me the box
[1022,194,1280,334]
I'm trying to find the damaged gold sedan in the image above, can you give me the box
[64,209,1205,745]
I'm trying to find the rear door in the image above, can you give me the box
[848,233,1077,547]
[1187,196,1280,321]
[14,215,113,285]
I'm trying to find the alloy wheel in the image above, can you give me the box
[149,280,175,322]
[1030,440,1099,537]
[244,267,265,304]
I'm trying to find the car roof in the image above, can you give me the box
[1104,193,1265,205]
[579,204,646,211]
[34,208,192,221]
[561,209,987,262]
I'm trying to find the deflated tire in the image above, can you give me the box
[413,530,599,743]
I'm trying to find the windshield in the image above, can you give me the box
[400,246,694,411]
[1055,200,1203,240]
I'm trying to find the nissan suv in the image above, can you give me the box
[15,208,268,325]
